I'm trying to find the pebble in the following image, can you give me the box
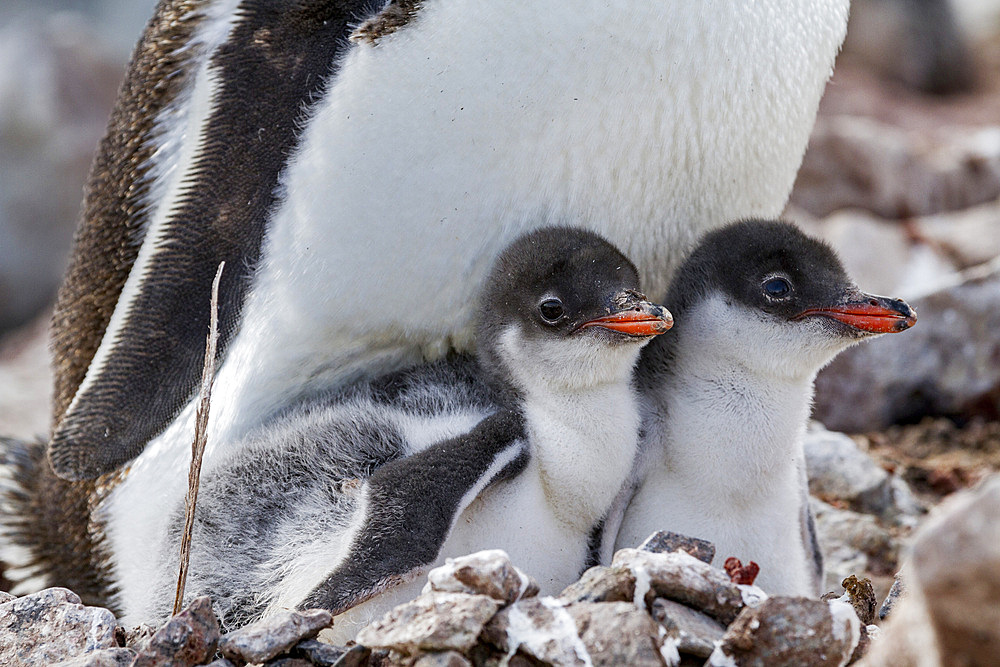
[712,597,860,667]
[878,574,905,620]
[356,593,501,656]
[131,596,220,667]
[651,597,726,658]
[557,566,635,605]
[639,531,715,564]
[611,548,750,624]
[218,608,332,664]
[423,550,538,604]
[0,587,118,667]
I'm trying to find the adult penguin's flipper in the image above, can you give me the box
[48,0,374,481]
[300,410,528,615]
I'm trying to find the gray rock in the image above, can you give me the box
[132,596,220,667]
[356,592,501,655]
[266,659,312,667]
[423,550,538,605]
[412,651,473,667]
[910,474,1000,663]
[712,597,860,667]
[52,648,136,667]
[811,498,897,593]
[290,639,367,666]
[557,566,635,605]
[567,601,667,666]
[0,587,118,667]
[791,114,1000,220]
[121,624,156,652]
[638,531,715,564]
[0,591,14,603]
[803,425,892,515]
[485,598,666,667]
[204,660,236,667]
[611,548,757,624]
[650,598,725,659]
[218,608,332,664]
[814,263,1000,431]
[878,573,905,620]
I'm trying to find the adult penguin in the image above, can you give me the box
[14,0,848,607]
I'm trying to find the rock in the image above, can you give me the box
[611,548,757,624]
[218,609,332,664]
[423,550,539,605]
[485,598,666,667]
[204,660,236,667]
[861,475,1000,666]
[52,649,137,667]
[712,597,860,667]
[804,425,893,515]
[567,601,668,666]
[814,264,1000,430]
[650,598,725,659]
[842,575,878,626]
[909,474,1000,663]
[0,591,14,603]
[913,200,1000,270]
[557,566,635,605]
[356,593,501,655]
[638,531,715,564]
[289,639,368,666]
[121,624,156,652]
[266,659,312,667]
[0,587,118,667]
[132,596,220,667]
[878,573,905,620]
[811,499,899,594]
[412,651,472,667]
[791,114,1000,219]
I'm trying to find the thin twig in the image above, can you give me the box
[173,261,225,615]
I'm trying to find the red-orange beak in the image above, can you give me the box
[580,302,673,337]
[797,294,917,334]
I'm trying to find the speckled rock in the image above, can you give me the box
[0,587,118,667]
[611,548,762,624]
[218,609,331,664]
[356,593,501,656]
[52,649,137,667]
[132,596,220,667]
[841,575,878,626]
[557,566,635,605]
[712,597,860,667]
[0,591,14,604]
[567,601,667,666]
[423,550,538,605]
[651,597,725,658]
[639,531,715,564]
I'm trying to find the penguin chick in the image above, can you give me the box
[614,219,916,596]
[147,226,671,639]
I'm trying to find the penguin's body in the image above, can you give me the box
[9,0,849,607]
[614,220,917,596]
[140,227,670,635]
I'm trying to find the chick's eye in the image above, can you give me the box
[538,298,565,323]
[763,277,791,298]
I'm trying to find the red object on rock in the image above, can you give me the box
[724,557,761,585]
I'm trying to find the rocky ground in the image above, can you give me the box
[3,2,1000,666]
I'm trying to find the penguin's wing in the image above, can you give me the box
[48,0,382,480]
[799,461,824,594]
[299,409,528,615]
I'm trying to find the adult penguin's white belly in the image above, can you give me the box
[70,1,848,618]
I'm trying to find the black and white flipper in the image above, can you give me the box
[300,410,527,615]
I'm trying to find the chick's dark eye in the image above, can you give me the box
[763,277,791,298]
[538,298,565,323]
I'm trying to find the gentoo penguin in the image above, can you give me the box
[14,0,848,607]
[137,227,671,634]
[613,220,916,596]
